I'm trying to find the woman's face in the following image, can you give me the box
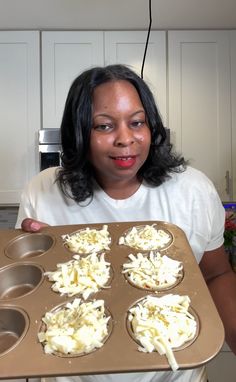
[89,80,151,186]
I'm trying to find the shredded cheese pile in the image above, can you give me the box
[38,298,110,355]
[63,225,111,254]
[122,251,183,290]
[45,253,111,300]
[119,224,171,250]
[128,294,197,371]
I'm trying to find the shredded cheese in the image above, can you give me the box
[45,253,111,300]
[38,298,110,355]
[119,224,172,250]
[122,251,183,290]
[63,225,111,254]
[128,294,197,371]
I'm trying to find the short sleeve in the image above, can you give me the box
[205,189,225,251]
[15,184,37,228]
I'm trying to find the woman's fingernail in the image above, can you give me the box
[31,222,40,231]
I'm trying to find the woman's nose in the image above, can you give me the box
[114,125,135,146]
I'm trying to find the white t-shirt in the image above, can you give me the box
[16,165,225,382]
[16,165,224,264]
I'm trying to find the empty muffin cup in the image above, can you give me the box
[4,233,54,260]
[0,307,29,356]
[0,263,44,300]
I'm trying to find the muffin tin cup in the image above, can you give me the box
[118,224,173,251]
[62,226,112,256]
[0,263,44,300]
[45,253,114,299]
[126,295,200,352]
[5,232,55,260]
[0,221,224,379]
[122,251,184,292]
[124,271,184,292]
[0,306,29,357]
[38,298,113,358]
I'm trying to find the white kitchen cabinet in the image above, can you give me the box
[104,31,167,125]
[42,30,167,129]
[231,30,236,200]
[168,30,232,201]
[42,31,104,130]
[0,31,40,204]
[1,29,235,205]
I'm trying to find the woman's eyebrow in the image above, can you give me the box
[93,110,145,119]
[131,110,146,117]
[93,113,113,119]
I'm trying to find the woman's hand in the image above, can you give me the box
[21,218,49,232]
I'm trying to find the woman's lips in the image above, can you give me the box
[110,156,137,168]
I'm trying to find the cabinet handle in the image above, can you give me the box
[225,170,231,195]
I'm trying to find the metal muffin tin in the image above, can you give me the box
[0,221,224,379]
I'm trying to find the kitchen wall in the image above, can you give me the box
[0,0,236,30]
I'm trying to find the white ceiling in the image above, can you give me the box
[0,0,236,30]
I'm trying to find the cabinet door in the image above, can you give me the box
[231,30,236,200]
[42,31,104,129]
[0,31,40,204]
[168,31,232,200]
[105,31,167,126]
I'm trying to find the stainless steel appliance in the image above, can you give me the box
[38,129,61,171]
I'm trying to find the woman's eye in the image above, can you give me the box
[94,124,112,132]
[131,120,144,128]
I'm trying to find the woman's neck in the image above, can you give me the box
[96,177,142,200]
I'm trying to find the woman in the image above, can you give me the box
[16,64,236,382]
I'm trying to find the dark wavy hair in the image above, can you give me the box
[57,64,187,202]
